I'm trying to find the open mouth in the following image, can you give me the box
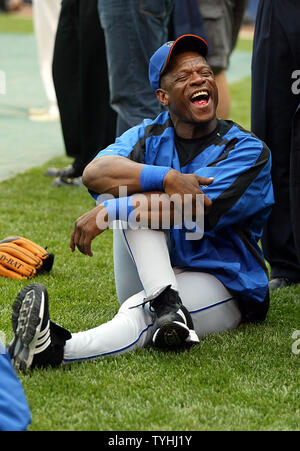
[190,90,210,107]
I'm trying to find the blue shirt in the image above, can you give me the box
[0,341,31,431]
[94,112,274,320]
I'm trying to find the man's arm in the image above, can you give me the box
[72,128,215,256]
[70,176,213,257]
[83,155,213,208]
[71,158,214,257]
[82,156,143,197]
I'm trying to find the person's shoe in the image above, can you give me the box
[44,165,83,178]
[52,176,83,187]
[269,277,295,291]
[9,283,71,372]
[29,105,59,122]
[150,286,199,350]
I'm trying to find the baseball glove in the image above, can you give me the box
[0,236,54,280]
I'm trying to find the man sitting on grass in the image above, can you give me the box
[8,35,274,371]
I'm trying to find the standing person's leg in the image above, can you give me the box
[290,106,300,262]
[52,0,81,161]
[0,0,7,11]
[97,0,174,136]
[251,0,300,287]
[197,0,247,119]
[49,0,116,181]
[230,0,248,53]
[73,0,116,175]
[197,0,231,119]
[30,0,61,120]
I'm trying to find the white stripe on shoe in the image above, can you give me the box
[12,289,46,371]
[35,321,51,354]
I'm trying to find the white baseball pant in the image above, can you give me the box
[63,224,242,362]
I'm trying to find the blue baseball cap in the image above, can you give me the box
[149,34,208,91]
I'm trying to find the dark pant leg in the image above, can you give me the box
[230,0,249,51]
[0,0,7,11]
[52,0,80,160]
[290,105,300,261]
[75,0,116,171]
[98,0,173,137]
[52,0,116,172]
[251,0,300,280]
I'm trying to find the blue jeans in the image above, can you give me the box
[98,0,173,136]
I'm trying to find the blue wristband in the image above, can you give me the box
[140,165,171,192]
[104,196,135,224]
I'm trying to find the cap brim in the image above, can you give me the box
[160,34,208,77]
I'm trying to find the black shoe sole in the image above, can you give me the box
[152,320,199,349]
[152,301,200,350]
[9,283,48,372]
[153,321,189,348]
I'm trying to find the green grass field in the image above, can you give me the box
[0,11,33,33]
[1,11,300,432]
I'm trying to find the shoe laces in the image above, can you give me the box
[128,285,180,313]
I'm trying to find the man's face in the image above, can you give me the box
[158,51,218,127]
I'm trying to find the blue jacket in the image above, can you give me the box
[95,112,274,321]
[0,341,31,431]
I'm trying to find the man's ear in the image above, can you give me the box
[156,88,169,107]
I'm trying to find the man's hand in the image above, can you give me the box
[70,204,108,256]
[163,169,214,213]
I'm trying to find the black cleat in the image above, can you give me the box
[150,286,199,350]
[9,283,71,372]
